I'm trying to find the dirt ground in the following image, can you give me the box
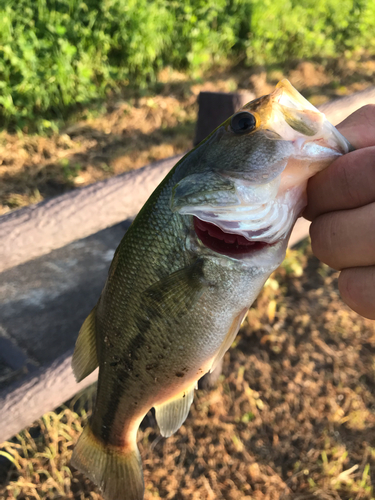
[1,55,375,215]
[1,243,375,499]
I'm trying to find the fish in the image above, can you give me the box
[71,80,352,500]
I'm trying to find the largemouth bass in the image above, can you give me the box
[71,80,352,500]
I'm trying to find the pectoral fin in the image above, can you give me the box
[154,383,196,437]
[209,308,248,373]
[142,259,209,318]
[72,307,99,382]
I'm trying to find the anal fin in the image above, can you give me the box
[154,383,196,438]
[210,308,248,373]
[72,307,99,382]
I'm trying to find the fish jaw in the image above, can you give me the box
[172,80,353,265]
[190,215,289,268]
[266,79,352,157]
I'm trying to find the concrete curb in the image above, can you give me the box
[0,155,182,273]
[0,350,97,443]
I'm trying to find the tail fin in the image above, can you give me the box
[71,425,144,500]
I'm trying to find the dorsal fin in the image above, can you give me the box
[72,307,99,382]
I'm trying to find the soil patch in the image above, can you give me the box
[1,244,374,499]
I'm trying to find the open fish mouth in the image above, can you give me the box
[189,175,309,259]
[184,176,304,258]
[193,216,275,258]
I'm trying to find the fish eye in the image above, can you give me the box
[230,112,257,134]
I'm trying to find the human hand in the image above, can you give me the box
[304,104,375,320]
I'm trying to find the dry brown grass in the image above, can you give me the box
[1,55,375,215]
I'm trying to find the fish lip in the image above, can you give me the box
[193,216,280,259]
[293,129,353,157]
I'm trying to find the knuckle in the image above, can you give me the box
[339,267,375,320]
[338,268,363,311]
[309,215,339,268]
[357,104,375,139]
[361,103,375,123]
[338,269,360,314]
[338,270,350,301]
[339,157,362,207]
[338,269,353,301]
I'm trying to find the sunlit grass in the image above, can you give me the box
[0,385,97,500]
[1,408,86,499]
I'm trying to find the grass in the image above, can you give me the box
[0,387,97,500]
[1,0,374,129]
[1,408,87,499]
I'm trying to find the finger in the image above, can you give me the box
[309,202,375,270]
[304,146,375,220]
[338,267,375,320]
[304,104,375,221]
[336,104,375,149]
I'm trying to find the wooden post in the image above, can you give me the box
[194,91,255,145]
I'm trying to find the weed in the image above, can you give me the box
[0,0,374,129]
[60,159,82,181]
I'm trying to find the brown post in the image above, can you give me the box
[194,91,255,146]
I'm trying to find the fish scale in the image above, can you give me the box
[71,80,352,500]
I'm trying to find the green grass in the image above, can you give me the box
[0,0,374,130]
